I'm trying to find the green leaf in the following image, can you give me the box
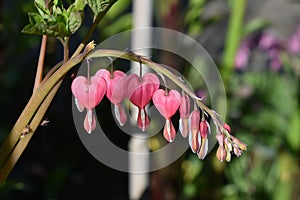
[74,0,86,10]
[67,6,84,34]
[34,1,50,18]
[87,0,110,16]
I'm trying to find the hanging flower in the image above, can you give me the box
[71,75,106,133]
[97,69,127,126]
[126,73,160,131]
[197,120,210,159]
[179,92,190,138]
[152,89,181,142]
[188,110,201,153]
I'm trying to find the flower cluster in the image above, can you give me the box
[215,123,247,162]
[71,63,247,161]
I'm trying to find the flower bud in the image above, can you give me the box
[216,146,226,162]
[199,120,209,138]
[197,137,208,160]
[188,110,201,153]
[223,123,231,133]
[232,136,247,151]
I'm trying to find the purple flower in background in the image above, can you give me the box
[287,25,300,54]
[258,32,278,50]
[235,40,251,71]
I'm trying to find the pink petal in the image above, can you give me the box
[114,103,127,126]
[179,118,189,138]
[71,75,106,109]
[101,69,127,104]
[179,93,190,118]
[152,89,181,119]
[137,108,150,131]
[84,109,96,133]
[75,98,84,112]
[126,73,160,109]
[163,119,176,142]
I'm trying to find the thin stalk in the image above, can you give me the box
[222,0,247,83]
[33,35,48,92]
[63,37,70,63]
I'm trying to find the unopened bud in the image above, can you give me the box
[199,120,209,138]
[197,137,208,159]
[232,136,247,151]
[216,146,226,162]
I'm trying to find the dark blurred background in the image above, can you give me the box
[0,0,299,199]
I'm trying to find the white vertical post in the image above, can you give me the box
[129,0,153,199]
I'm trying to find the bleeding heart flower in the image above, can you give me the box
[188,110,201,153]
[179,93,190,138]
[198,120,210,160]
[97,69,127,126]
[126,73,160,131]
[152,89,181,142]
[71,75,106,133]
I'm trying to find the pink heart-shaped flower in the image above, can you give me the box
[71,75,106,109]
[98,69,127,104]
[152,89,181,119]
[71,75,106,134]
[126,73,160,108]
[126,73,160,131]
[97,69,127,126]
[152,89,181,142]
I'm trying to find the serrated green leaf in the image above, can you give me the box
[68,10,84,34]
[74,0,86,10]
[34,1,50,18]
[87,0,110,16]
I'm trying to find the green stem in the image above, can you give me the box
[0,47,92,169]
[222,0,247,84]
[33,35,47,92]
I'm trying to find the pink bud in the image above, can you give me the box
[215,134,224,148]
[223,123,231,133]
[152,89,181,142]
[188,110,201,153]
[216,146,226,162]
[179,118,189,138]
[199,120,209,138]
[179,93,190,118]
[197,137,208,160]
[126,73,160,131]
[231,136,247,151]
[179,93,190,138]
